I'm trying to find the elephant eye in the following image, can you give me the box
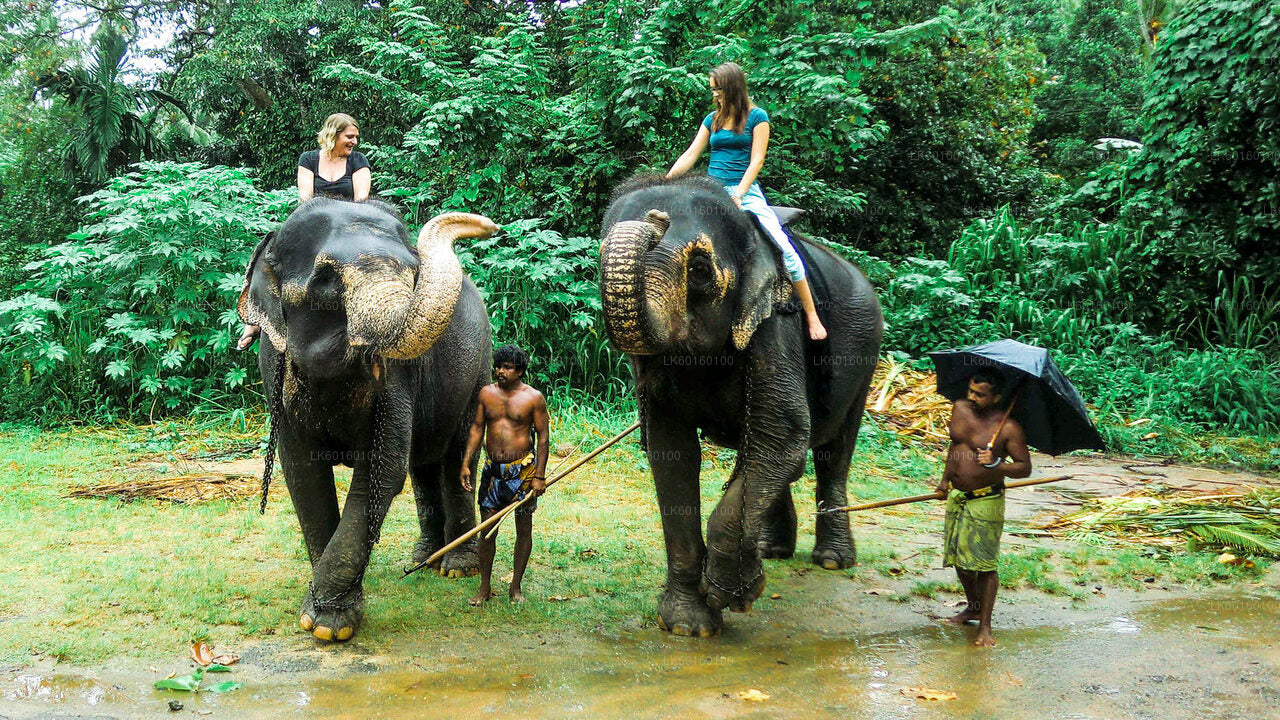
[688,253,715,288]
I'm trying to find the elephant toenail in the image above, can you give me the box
[822,559,839,570]
[300,613,314,631]
[336,626,354,641]
[314,626,334,641]
[672,624,692,636]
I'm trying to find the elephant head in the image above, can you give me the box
[239,199,497,375]
[598,176,784,356]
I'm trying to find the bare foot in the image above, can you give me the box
[806,314,828,341]
[948,606,980,625]
[469,589,495,607]
[974,627,996,647]
[509,590,526,604]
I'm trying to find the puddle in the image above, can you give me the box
[3,590,1275,719]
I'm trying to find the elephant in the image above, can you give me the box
[598,175,884,637]
[238,198,495,642]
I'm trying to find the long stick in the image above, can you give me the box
[818,474,1075,514]
[402,421,641,577]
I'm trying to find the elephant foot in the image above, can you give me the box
[757,539,796,560]
[437,545,479,579]
[811,541,857,570]
[657,588,722,638]
[411,538,440,568]
[299,585,363,643]
[700,562,766,613]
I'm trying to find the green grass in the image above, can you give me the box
[0,405,1269,665]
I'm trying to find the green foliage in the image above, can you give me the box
[1064,0,1280,337]
[1026,0,1147,182]
[849,0,1057,256]
[872,206,1280,433]
[0,162,292,420]
[457,218,628,400]
[34,29,193,186]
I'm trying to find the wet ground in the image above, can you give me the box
[4,454,1278,719]
[3,576,1276,719]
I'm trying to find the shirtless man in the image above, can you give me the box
[461,345,549,605]
[936,369,1031,647]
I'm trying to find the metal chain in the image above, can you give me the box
[258,350,287,515]
[704,337,760,600]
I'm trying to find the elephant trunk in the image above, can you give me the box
[600,210,685,353]
[345,213,497,360]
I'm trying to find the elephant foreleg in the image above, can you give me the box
[277,431,338,567]
[648,409,720,637]
[303,394,411,642]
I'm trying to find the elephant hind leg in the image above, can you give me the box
[409,462,445,566]
[811,387,869,570]
[756,489,798,559]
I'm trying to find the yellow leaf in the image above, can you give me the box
[901,687,958,701]
[737,689,770,702]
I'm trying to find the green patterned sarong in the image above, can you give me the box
[943,488,1005,572]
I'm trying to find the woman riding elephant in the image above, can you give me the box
[239,200,494,642]
[237,112,373,352]
[666,62,828,341]
[598,172,882,637]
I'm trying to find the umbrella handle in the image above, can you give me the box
[986,387,1021,450]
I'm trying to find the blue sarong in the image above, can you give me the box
[479,451,538,514]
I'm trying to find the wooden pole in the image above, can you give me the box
[817,474,1074,514]
[402,421,641,577]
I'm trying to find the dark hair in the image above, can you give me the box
[709,62,750,133]
[493,344,529,371]
[969,369,1004,394]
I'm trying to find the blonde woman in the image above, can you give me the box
[297,112,371,202]
[667,62,828,341]
[236,113,372,350]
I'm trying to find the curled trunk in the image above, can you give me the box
[345,212,497,359]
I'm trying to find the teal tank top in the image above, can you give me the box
[703,107,770,184]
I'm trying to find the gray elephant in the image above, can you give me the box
[238,198,493,642]
[598,175,884,637]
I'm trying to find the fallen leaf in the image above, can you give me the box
[1216,553,1255,568]
[1141,432,1159,440]
[190,642,213,667]
[548,595,583,602]
[737,689,770,702]
[206,664,232,673]
[886,567,905,576]
[204,680,242,693]
[863,588,893,595]
[519,673,534,680]
[944,600,967,608]
[901,687,957,701]
[210,653,239,666]
[1126,418,1152,427]
[769,593,782,600]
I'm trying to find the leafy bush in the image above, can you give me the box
[457,218,628,400]
[0,162,293,420]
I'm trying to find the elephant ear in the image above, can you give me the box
[730,232,781,351]
[237,231,287,352]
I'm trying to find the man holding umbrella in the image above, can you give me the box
[937,368,1031,647]
[930,339,1105,647]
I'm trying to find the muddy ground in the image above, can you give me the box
[3,454,1278,719]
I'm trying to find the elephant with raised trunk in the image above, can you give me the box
[598,175,883,637]
[239,198,494,642]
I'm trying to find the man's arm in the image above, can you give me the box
[460,395,487,491]
[995,422,1032,479]
[530,391,550,496]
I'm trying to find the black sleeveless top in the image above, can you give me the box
[298,149,371,200]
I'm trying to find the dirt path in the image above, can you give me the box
[4,453,1277,719]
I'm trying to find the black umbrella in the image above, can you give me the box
[928,339,1106,456]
